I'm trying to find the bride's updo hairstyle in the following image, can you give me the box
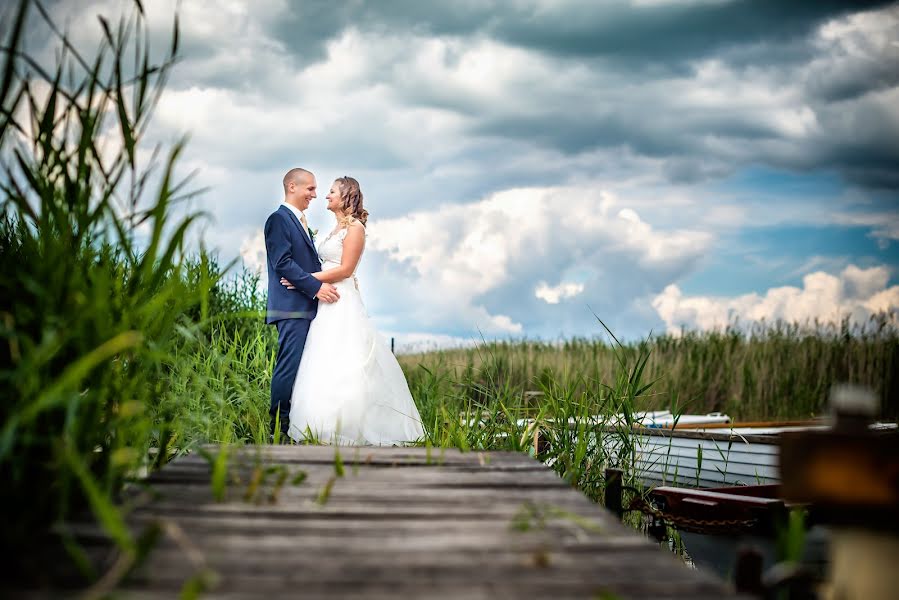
[336,176,368,226]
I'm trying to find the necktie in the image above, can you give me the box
[299,212,310,238]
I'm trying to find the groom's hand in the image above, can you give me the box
[315,283,339,303]
[279,278,338,303]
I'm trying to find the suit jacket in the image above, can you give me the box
[264,205,323,324]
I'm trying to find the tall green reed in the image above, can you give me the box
[400,314,899,422]
[0,0,211,582]
[163,264,276,446]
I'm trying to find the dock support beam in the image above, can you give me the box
[604,468,623,519]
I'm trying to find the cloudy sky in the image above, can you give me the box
[27,0,899,348]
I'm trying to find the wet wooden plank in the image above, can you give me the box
[20,445,745,599]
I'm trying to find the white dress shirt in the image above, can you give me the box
[281,201,310,240]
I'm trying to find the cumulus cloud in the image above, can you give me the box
[239,229,267,282]
[535,281,585,304]
[359,185,711,337]
[653,264,899,332]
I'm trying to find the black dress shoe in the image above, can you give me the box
[268,418,291,444]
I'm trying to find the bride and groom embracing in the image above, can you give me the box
[264,168,424,445]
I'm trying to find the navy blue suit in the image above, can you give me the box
[264,205,322,430]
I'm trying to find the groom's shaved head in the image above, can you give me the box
[283,168,313,192]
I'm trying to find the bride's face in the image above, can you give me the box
[326,181,343,214]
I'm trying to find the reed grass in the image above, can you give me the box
[0,0,211,585]
[399,316,899,422]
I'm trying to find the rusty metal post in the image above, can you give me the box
[604,468,623,520]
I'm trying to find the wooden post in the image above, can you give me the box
[604,468,623,519]
[733,546,764,596]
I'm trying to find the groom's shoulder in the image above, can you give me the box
[265,205,287,225]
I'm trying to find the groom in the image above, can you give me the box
[264,167,339,440]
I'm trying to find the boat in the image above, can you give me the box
[467,408,896,489]
[603,414,896,488]
[618,420,783,488]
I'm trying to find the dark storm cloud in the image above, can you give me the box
[304,1,894,65]
[81,0,890,195]
[807,55,899,103]
[323,0,899,191]
[26,1,899,194]
[474,111,778,159]
[246,0,888,88]
[266,1,353,68]
[488,1,894,62]
[255,0,898,91]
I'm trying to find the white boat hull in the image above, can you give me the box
[613,430,780,488]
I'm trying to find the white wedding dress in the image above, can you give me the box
[287,224,425,445]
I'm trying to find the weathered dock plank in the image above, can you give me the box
[17,446,745,599]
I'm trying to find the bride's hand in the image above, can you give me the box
[280,277,296,290]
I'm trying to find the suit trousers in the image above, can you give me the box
[270,318,312,428]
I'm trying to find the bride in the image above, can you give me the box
[281,176,425,445]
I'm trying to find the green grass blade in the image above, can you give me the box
[0,0,29,106]
[63,448,135,554]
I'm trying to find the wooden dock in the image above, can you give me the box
[32,446,744,598]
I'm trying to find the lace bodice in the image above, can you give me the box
[317,223,366,285]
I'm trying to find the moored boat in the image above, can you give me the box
[610,416,896,488]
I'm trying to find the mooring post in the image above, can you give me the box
[604,468,623,520]
[733,546,764,596]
